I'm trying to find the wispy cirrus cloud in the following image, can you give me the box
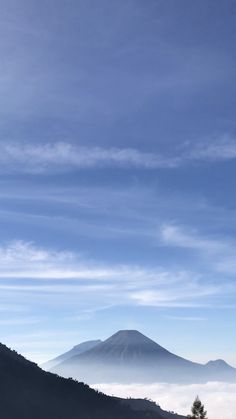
[0,239,234,364]
[161,224,227,253]
[0,240,73,264]
[0,136,236,174]
[0,240,173,282]
[164,315,206,321]
[0,317,44,326]
[130,283,223,308]
[161,223,236,276]
[0,142,178,173]
[187,136,236,162]
[0,240,226,309]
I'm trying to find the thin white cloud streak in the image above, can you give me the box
[0,317,43,326]
[0,142,178,173]
[187,136,236,162]
[0,240,73,263]
[1,179,236,238]
[0,137,236,173]
[92,382,236,419]
[0,240,228,311]
[0,240,167,282]
[130,285,222,307]
[161,224,236,276]
[0,241,232,318]
[0,284,114,293]
[161,224,226,253]
[164,315,206,321]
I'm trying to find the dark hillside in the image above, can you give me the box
[0,342,184,419]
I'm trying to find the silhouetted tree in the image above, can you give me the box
[187,396,208,419]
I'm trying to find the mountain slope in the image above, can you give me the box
[0,341,184,419]
[78,330,177,362]
[41,339,102,370]
[121,398,186,419]
[51,330,236,384]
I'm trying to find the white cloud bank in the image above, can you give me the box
[92,382,236,419]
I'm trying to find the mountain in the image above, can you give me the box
[205,359,236,380]
[205,359,234,370]
[41,339,102,370]
[0,341,185,419]
[51,329,236,384]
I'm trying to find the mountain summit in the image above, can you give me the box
[73,330,180,365]
[51,329,236,384]
[106,329,155,344]
[99,329,168,351]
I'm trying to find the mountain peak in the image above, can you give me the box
[72,329,173,363]
[206,359,233,368]
[106,330,157,345]
[110,329,147,338]
[116,330,142,333]
[207,359,228,365]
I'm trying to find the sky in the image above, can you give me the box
[0,0,236,366]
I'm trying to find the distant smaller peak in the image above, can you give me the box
[207,359,226,364]
[206,359,231,367]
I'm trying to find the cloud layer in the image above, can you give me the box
[93,382,236,419]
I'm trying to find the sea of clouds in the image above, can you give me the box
[92,382,236,419]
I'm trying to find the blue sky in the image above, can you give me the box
[1,0,236,365]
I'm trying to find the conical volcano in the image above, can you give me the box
[75,330,176,363]
[51,329,201,383]
[51,330,236,384]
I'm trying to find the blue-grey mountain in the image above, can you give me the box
[50,330,236,384]
[41,340,102,370]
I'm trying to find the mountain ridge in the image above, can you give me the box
[41,339,102,370]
